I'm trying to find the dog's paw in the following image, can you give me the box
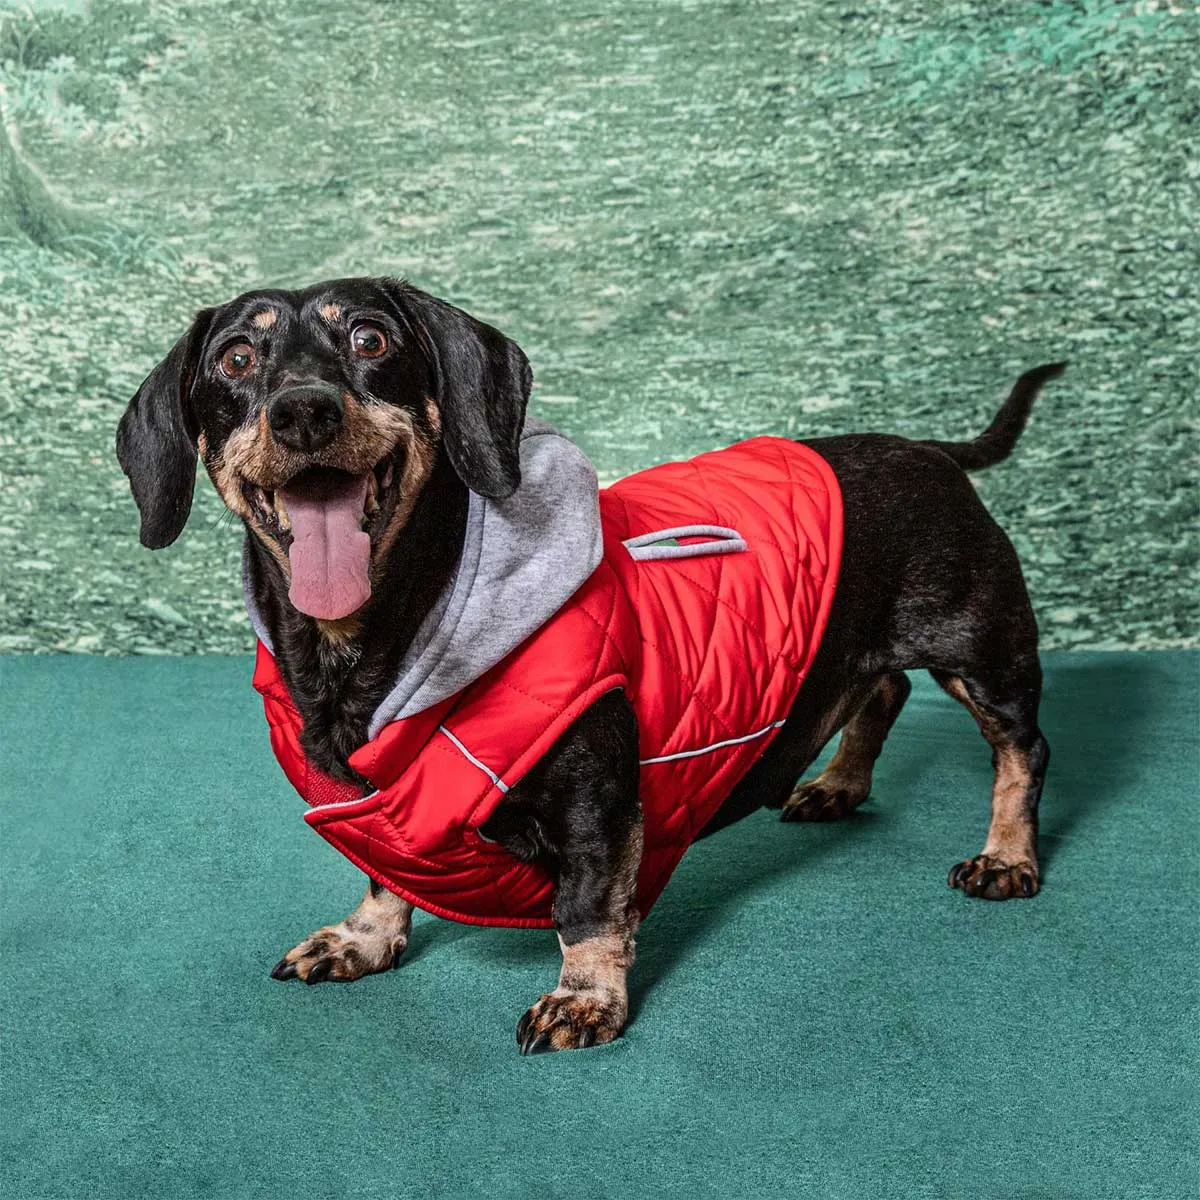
[780,775,868,822]
[516,989,626,1055]
[270,922,407,984]
[947,854,1039,900]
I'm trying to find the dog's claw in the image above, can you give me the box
[969,868,996,896]
[270,957,298,981]
[305,959,333,985]
[516,1012,544,1055]
[521,1031,552,1055]
[516,1011,550,1055]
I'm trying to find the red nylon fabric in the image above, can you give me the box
[253,437,843,928]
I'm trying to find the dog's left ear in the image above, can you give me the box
[116,308,215,549]
[386,281,530,499]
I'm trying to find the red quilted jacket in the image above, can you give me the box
[253,437,842,928]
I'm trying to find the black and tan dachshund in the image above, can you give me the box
[116,277,1065,1053]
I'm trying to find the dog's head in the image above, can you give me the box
[116,277,530,620]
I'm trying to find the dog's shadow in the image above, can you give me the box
[1034,653,1167,871]
[627,810,875,1018]
[408,656,1158,1007]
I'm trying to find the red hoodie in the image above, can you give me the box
[253,436,842,928]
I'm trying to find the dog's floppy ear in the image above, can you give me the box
[116,309,215,549]
[387,282,530,499]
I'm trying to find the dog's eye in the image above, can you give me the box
[351,324,388,359]
[220,343,256,378]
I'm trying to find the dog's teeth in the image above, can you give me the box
[365,470,381,517]
[272,492,291,531]
[381,462,394,490]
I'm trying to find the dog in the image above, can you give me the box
[116,276,1065,1053]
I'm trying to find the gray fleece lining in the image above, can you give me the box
[243,419,604,739]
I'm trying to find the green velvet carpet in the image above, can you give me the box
[2,651,1196,1198]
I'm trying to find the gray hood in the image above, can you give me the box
[244,419,604,739]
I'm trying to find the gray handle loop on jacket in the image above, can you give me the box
[623,525,748,562]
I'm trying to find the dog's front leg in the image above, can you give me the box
[517,813,644,1054]
[485,691,643,1054]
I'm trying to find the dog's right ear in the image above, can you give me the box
[116,309,215,549]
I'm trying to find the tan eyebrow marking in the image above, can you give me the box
[251,309,278,330]
[319,302,341,322]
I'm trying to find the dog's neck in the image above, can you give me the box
[245,450,469,784]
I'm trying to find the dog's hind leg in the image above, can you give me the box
[270,879,414,983]
[781,671,911,822]
[936,661,1048,901]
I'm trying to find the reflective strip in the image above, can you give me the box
[306,719,783,808]
[307,789,380,814]
[639,719,786,765]
[623,525,748,562]
[439,726,510,794]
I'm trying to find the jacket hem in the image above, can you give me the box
[313,834,557,929]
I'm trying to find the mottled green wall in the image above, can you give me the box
[1,0,1195,653]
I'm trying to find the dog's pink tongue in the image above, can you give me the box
[279,473,371,620]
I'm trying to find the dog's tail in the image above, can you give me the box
[920,361,1067,470]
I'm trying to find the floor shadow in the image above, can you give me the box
[1035,653,1186,873]
[627,808,879,1019]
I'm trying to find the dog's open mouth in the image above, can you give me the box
[241,455,398,621]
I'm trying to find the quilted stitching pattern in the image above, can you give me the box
[253,437,842,927]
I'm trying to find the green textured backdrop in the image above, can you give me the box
[0,0,1197,652]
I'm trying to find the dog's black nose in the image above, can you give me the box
[267,384,344,452]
